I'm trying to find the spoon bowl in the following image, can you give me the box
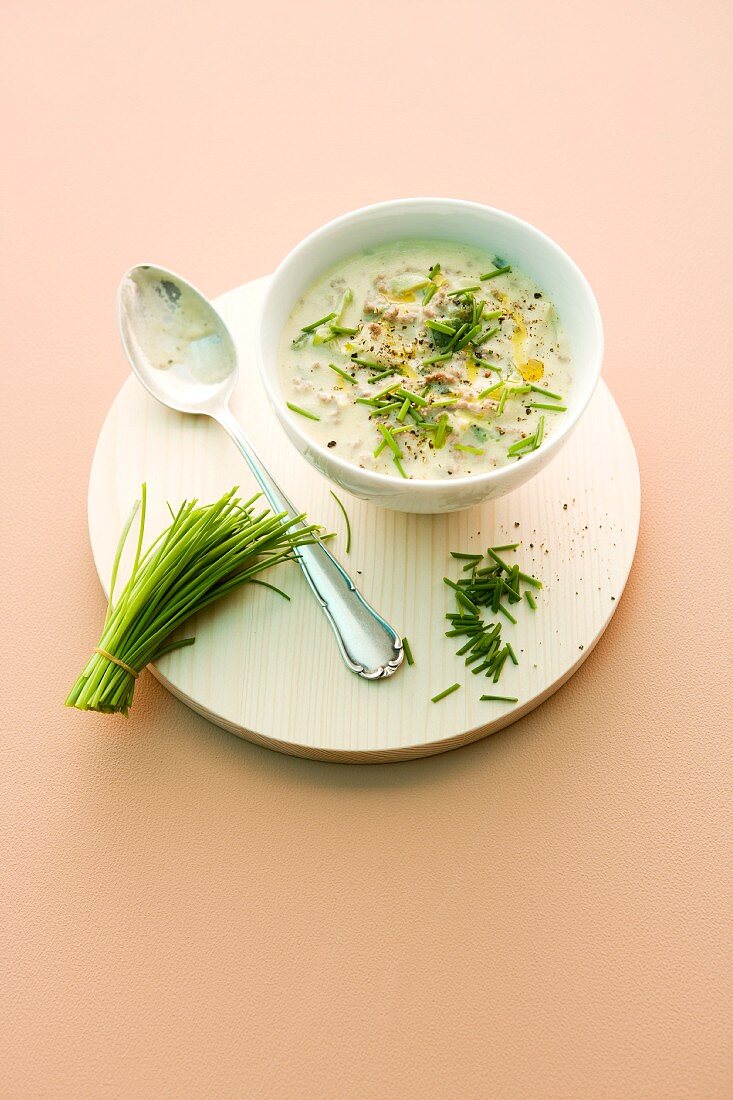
[117,265,238,415]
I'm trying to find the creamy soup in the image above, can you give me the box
[279,240,572,480]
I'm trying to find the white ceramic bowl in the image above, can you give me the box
[258,198,603,514]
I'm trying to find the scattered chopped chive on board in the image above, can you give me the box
[402,637,414,666]
[431,683,461,703]
[287,402,319,421]
[437,542,544,703]
[329,490,351,554]
[248,579,291,601]
[481,695,518,703]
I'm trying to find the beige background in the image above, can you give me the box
[2,1,731,1097]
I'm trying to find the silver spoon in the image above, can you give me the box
[117,264,403,679]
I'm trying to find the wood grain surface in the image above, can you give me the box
[88,278,640,761]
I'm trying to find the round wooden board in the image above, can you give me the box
[89,277,640,762]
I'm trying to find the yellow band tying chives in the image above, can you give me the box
[93,648,140,679]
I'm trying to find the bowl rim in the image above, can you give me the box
[258,196,604,493]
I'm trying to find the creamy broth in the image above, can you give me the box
[279,240,572,480]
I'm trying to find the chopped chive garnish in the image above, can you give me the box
[335,287,353,319]
[496,387,509,416]
[368,369,399,383]
[378,424,401,457]
[447,285,480,297]
[528,402,567,412]
[327,362,356,384]
[355,397,381,408]
[478,381,505,400]
[450,552,483,561]
[397,397,411,422]
[301,311,336,333]
[454,444,485,455]
[396,387,428,407]
[422,282,437,305]
[287,401,320,421]
[393,454,408,478]
[474,358,500,374]
[373,380,403,399]
[479,265,511,280]
[483,310,502,321]
[329,324,359,336]
[506,643,518,665]
[529,384,562,400]
[525,591,537,610]
[458,324,482,348]
[431,683,461,703]
[373,402,400,417]
[312,330,338,345]
[351,357,383,369]
[329,490,351,554]
[444,323,468,352]
[474,326,499,345]
[434,415,450,449]
[534,415,545,448]
[507,435,536,455]
[425,319,456,335]
[428,263,440,279]
[373,438,387,458]
[402,636,414,665]
[491,543,519,552]
[509,385,532,395]
[423,351,453,366]
[480,695,518,703]
[431,396,458,408]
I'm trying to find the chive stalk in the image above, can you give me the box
[301,312,336,333]
[329,490,352,554]
[327,363,356,384]
[431,683,461,703]
[287,402,320,421]
[480,265,511,280]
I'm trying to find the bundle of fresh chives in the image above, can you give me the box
[66,485,323,715]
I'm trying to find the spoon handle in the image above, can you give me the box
[215,406,403,679]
